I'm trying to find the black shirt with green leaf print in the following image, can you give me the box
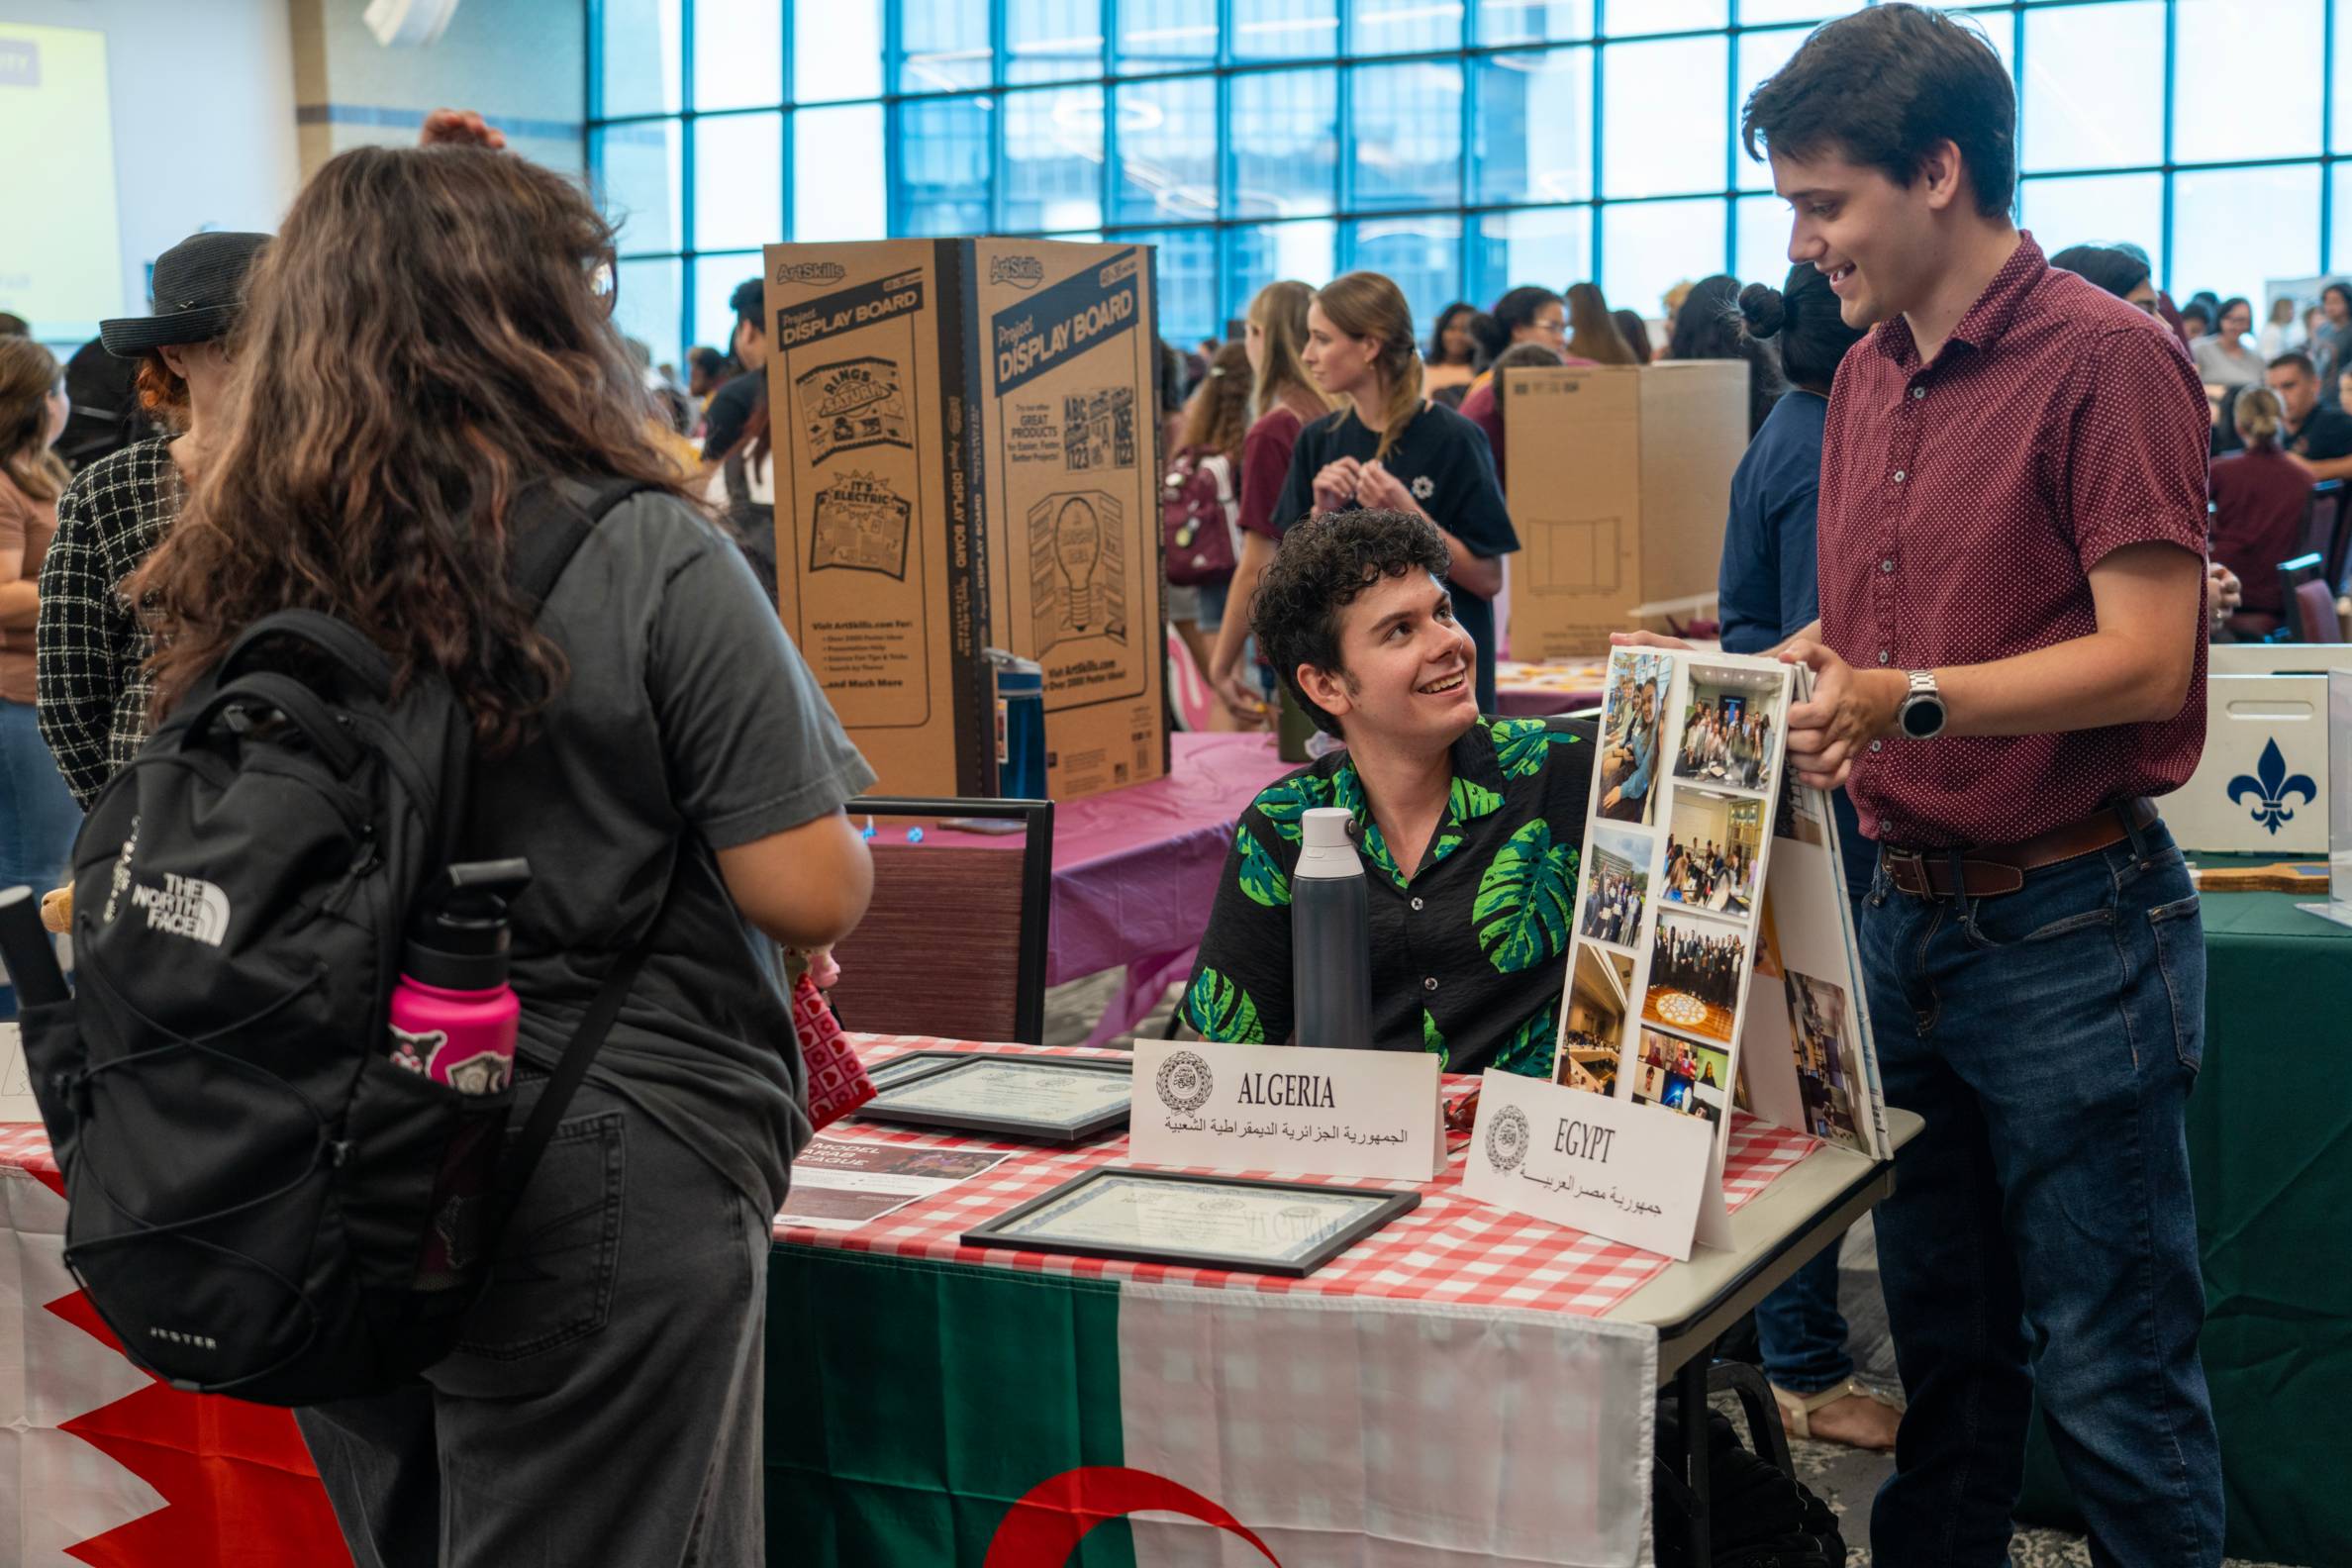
[1181,715,1597,1077]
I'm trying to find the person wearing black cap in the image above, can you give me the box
[698,276,768,473]
[34,230,269,807]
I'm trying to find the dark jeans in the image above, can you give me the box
[297,1078,772,1567]
[1859,817,2220,1568]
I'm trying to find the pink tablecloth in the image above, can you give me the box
[1495,657,1609,718]
[1045,731,1293,983]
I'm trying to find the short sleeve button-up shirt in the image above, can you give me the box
[1181,717,1594,1077]
[1816,232,2210,848]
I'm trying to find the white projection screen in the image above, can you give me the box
[0,24,125,338]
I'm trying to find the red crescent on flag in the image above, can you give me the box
[984,1465,1281,1567]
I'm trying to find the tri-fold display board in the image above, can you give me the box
[1463,646,1891,1257]
[1555,645,1887,1166]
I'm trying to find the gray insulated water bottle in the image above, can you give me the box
[1291,806,1373,1049]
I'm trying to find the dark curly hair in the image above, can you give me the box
[1251,509,1451,737]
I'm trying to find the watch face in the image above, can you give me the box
[1902,698,1944,738]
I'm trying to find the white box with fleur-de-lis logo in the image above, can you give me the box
[2171,674,2334,855]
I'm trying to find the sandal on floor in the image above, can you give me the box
[1771,1378,1899,1443]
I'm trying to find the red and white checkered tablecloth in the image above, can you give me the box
[0,1039,1823,1322]
[779,1036,1823,1319]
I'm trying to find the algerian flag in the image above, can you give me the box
[766,1249,1658,1565]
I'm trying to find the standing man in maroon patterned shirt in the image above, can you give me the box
[1742,8,2222,1565]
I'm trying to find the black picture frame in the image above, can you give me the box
[961,1166,1421,1278]
[852,1052,1133,1144]
[861,1050,971,1093]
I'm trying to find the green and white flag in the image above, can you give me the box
[766,1249,1658,1566]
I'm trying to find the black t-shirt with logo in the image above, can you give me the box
[1272,403,1521,712]
[2287,402,2352,461]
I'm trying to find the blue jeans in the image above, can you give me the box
[0,699,79,1020]
[1196,575,1230,633]
[1860,817,2220,1568]
[1755,1248,1851,1394]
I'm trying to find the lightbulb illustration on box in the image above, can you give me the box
[1029,490,1127,653]
[1055,499,1102,628]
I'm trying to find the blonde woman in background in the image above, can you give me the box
[1273,271,1519,712]
[2208,384,2311,634]
[0,338,79,989]
[2257,294,2304,361]
[1208,280,1335,721]
[1563,282,1640,365]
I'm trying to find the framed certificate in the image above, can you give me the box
[852,1053,1133,1143]
[862,1051,967,1093]
[963,1167,1421,1277]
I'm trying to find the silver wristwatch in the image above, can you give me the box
[1897,669,1946,740]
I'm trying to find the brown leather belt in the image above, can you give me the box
[1880,799,2159,900]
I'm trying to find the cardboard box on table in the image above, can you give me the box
[1501,360,1748,660]
[762,239,1168,801]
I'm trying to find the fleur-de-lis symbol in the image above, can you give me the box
[2226,738,2318,835]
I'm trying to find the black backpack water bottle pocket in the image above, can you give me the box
[340,1051,516,1358]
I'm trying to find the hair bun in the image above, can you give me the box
[1738,282,1787,339]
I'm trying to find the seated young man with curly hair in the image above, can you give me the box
[1181,509,1595,1075]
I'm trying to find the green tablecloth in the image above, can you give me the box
[2016,885,2352,1565]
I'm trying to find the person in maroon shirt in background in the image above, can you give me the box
[1721,10,2222,1565]
[1208,280,1334,721]
[2209,385,2316,634]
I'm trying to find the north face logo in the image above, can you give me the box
[128,873,231,946]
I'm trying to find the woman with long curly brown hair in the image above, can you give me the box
[134,143,874,1566]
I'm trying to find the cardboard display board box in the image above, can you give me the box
[1502,360,1748,660]
[762,239,1168,801]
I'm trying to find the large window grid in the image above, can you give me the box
[590,0,2352,354]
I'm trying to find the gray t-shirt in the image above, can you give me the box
[473,486,875,1216]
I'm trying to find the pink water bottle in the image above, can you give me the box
[388,859,533,1096]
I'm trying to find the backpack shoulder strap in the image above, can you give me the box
[508,476,663,614]
[477,474,668,1242]
[489,907,657,1236]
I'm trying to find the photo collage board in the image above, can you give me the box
[1552,646,1888,1164]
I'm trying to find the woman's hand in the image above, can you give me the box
[803,946,841,991]
[1311,457,1363,512]
[419,109,508,150]
[1610,631,1694,651]
[1210,647,1271,724]
[1354,460,1418,514]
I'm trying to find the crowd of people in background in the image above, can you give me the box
[2027,249,2352,641]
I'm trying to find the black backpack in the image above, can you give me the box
[20,476,654,1407]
